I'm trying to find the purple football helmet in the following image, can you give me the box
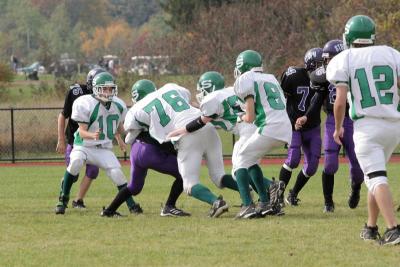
[322,39,344,65]
[304,47,323,72]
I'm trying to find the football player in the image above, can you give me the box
[122,82,231,218]
[168,71,284,217]
[306,40,364,212]
[233,50,292,218]
[277,48,323,209]
[101,79,190,217]
[55,72,139,215]
[328,15,400,245]
[56,68,104,209]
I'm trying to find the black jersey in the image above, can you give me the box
[280,67,321,130]
[309,66,349,116]
[136,131,176,155]
[61,84,92,145]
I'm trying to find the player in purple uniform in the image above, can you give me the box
[101,80,190,217]
[278,48,323,208]
[308,40,364,212]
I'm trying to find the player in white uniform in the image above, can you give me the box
[55,72,138,214]
[124,83,229,218]
[327,15,400,245]
[168,71,284,216]
[233,50,292,218]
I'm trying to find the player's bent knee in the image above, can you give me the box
[67,158,85,176]
[106,168,127,186]
[304,162,319,176]
[365,176,388,195]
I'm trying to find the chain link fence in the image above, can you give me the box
[3,107,393,163]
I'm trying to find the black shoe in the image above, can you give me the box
[285,190,300,206]
[160,204,191,217]
[55,203,66,215]
[55,196,68,215]
[72,199,86,209]
[209,196,229,218]
[397,205,400,212]
[100,207,124,218]
[129,203,143,215]
[235,203,257,219]
[323,202,335,213]
[379,225,400,246]
[256,202,284,217]
[348,184,361,209]
[360,224,380,241]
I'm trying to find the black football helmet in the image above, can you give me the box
[86,67,106,92]
[304,48,323,72]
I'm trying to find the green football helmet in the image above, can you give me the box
[131,79,156,104]
[234,50,263,78]
[92,72,117,102]
[343,15,375,49]
[196,71,225,103]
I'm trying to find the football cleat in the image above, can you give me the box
[129,203,143,215]
[209,196,229,218]
[379,225,400,246]
[323,202,335,213]
[360,224,380,241]
[160,205,191,217]
[55,196,69,215]
[235,204,257,219]
[348,183,361,209]
[285,190,300,206]
[100,207,124,218]
[55,203,66,215]
[72,199,86,209]
[269,178,286,208]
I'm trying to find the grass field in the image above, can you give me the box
[1,163,400,267]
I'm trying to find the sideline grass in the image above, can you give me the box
[1,163,400,267]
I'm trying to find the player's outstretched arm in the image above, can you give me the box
[167,116,212,139]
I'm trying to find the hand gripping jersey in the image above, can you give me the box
[326,45,400,120]
[281,66,320,129]
[62,84,92,145]
[72,95,127,149]
[124,83,202,143]
[234,69,290,136]
[309,66,350,116]
[200,86,244,132]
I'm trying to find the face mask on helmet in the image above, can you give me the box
[343,15,376,49]
[234,50,263,78]
[304,47,323,72]
[92,72,117,102]
[196,71,225,103]
[131,79,157,104]
[322,39,344,67]
[86,67,105,92]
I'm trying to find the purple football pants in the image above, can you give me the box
[127,140,181,195]
[284,126,321,177]
[66,144,99,179]
[323,114,363,184]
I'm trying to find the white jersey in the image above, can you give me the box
[200,86,243,132]
[124,83,201,143]
[234,69,290,135]
[72,95,127,149]
[326,45,400,120]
